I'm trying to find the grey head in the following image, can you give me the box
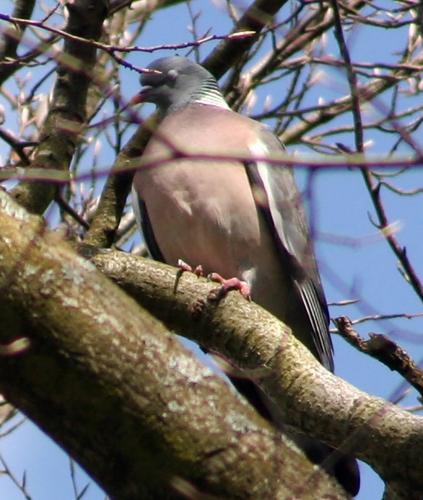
[136,56,229,113]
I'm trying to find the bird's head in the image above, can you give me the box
[133,56,228,112]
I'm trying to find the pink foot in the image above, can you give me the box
[208,273,251,301]
[177,259,204,277]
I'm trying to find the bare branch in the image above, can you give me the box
[360,170,423,301]
[334,316,423,400]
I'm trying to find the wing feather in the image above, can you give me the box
[246,134,333,371]
[131,185,165,262]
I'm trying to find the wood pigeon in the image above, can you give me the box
[131,56,360,495]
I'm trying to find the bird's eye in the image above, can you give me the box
[167,69,178,81]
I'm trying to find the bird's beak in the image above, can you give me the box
[130,86,152,105]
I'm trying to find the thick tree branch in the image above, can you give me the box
[11,0,108,214]
[0,0,36,84]
[0,191,345,499]
[203,0,288,78]
[87,247,423,498]
[83,114,159,247]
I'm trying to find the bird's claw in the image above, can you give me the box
[177,259,204,277]
[174,259,204,294]
[208,273,252,302]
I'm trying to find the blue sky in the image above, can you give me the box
[1,1,422,499]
